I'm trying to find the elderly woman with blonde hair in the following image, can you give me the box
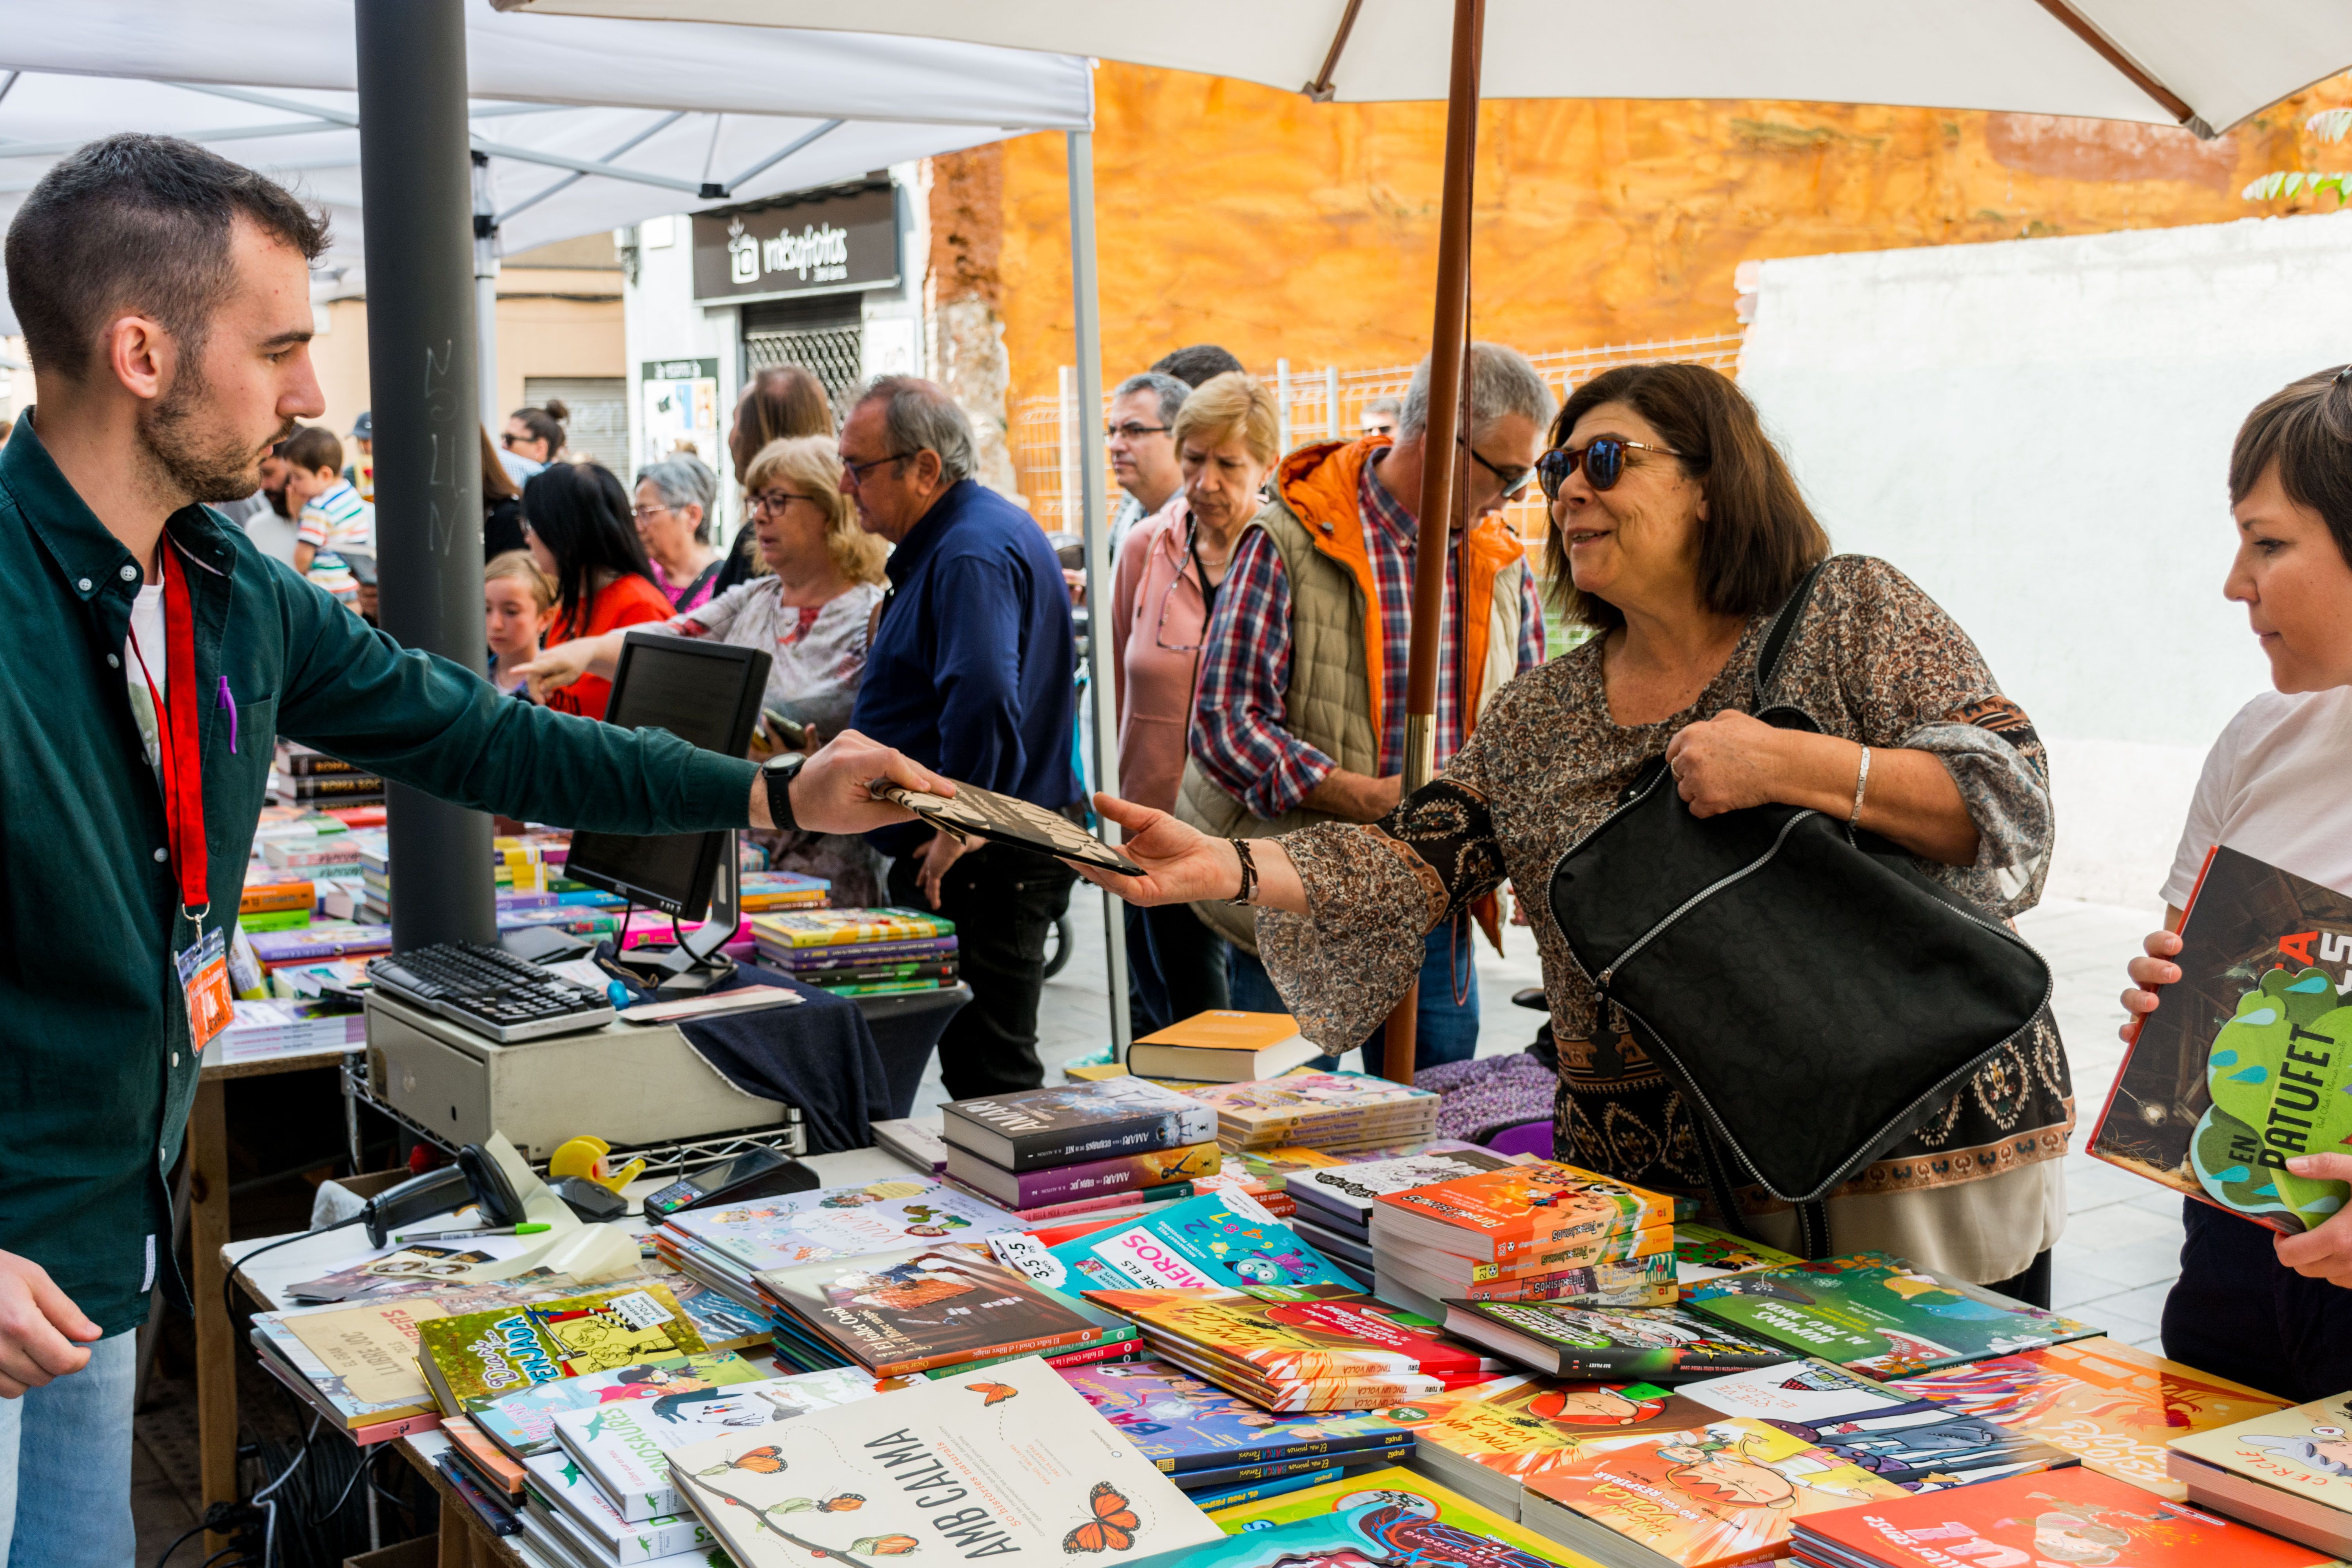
[521,434,891,900]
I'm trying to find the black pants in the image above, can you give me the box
[2161,1197,2352,1401]
[1126,901,1230,1038]
[888,841,1077,1101]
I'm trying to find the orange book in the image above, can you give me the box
[1370,1161,1676,1263]
[1129,1011,1321,1082]
[441,1415,526,1499]
[240,880,315,916]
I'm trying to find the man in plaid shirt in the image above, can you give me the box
[1182,344,1554,1070]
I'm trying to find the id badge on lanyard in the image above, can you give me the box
[131,544,230,1049]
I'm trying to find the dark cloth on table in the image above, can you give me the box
[1126,900,1229,1038]
[2163,1198,2352,1401]
[670,960,895,1154]
[848,477,1080,859]
[887,842,1075,1100]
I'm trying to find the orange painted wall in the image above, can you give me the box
[998,63,2352,411]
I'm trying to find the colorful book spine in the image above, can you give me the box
[950,1142,1217,1208]
[247,925,392,964]
[1187,1465,1344,1513]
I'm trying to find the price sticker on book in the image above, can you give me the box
[176,927,234,1050]
[601,1290,677,1332]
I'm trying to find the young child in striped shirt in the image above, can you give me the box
[281,424,374,586]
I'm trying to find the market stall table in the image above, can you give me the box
[220,1146,921,1564]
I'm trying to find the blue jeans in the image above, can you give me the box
[1230,918,1479,1075]
[0,1329,137,1566]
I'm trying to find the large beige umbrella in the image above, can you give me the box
[504,0,2352,1079]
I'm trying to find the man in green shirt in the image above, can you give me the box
[0,135,942,1562]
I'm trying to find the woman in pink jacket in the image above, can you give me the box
[1109,372,1281,1034]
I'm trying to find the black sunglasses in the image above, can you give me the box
[1536,437,1681,499]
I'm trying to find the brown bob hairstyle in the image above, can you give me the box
[2231,368,2352,567]
[1545,363,1829,631]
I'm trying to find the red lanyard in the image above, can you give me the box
[125,545,209,922]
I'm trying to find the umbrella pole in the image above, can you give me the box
[1382,0,1485,1086]
[1066,128,1133,1063]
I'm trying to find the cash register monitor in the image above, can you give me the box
[561,630,773,919]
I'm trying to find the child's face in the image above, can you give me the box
[284,464,337,506]
[485,579,547,662]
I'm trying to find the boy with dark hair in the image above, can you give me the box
[0,133,942,1560]
[279,423,372,585]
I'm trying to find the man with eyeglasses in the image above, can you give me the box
[839,375,1082,1100]
[1106,371,1190,557]
[1179,342,1554,1073]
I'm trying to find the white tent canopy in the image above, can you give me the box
[498,0,2352,136]
[0,0,1091,327]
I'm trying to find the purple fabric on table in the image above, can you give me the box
[1416,1051,1559,1147]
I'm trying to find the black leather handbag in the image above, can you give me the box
[1546,565,2051,1257]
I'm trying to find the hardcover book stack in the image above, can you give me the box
[272,740,386,809]
[1082,1282,1508,1412]
[939,1076,1223,1222]
[1189,1070,1441,1153]
[2169,1389,2352,1557]
[1126,1010,1323,1083]
[1283,1147,1524,1292]
[1369,1159,1681,1321]
[735,870,829,913]
[749,906,960,996]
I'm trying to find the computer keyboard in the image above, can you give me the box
[367,942,615,1042]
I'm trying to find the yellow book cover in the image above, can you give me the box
[2171,1391,2352,1508]
[1136,1012,1301,1051]
[750,907,953,947]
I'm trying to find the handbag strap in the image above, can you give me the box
[1752,559,1829,706]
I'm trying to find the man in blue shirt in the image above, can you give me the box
[843,377,1082,1098]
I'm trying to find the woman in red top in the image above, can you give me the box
[521,463,672,719]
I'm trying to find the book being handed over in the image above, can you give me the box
[871,777,1143,875]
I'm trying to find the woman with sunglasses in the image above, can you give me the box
[520,437,891,902]
[1107,372,1279,1031]
[1074,362,2068,1299]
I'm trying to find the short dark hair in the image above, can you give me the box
[520,462,656,626]
[1151,344,1245,388]
[1548,363,1829,630]
[2231,368,2352,567]
[4,133,328,382]
[1114,372,1191,429]
[508,402,567,454]
[279,425,342,477]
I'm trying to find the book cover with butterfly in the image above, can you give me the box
[666,1356,1223,1568]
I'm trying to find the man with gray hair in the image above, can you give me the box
[1181,342,1555,1071]
[1106,370,1190,555]
[842,375,1082,1098]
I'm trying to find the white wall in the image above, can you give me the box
[1738,210,2352,908]
[624,213,742,526]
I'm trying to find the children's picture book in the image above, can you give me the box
[1188,1072,1441,1151]
[1370,1162,1675,1263]
[1194,1465,1583,1568]
[1082,1283,1502,1382]
[414,1283,710,1416]
[987,1190,1358,1294]
[666,1356,1224,1568]
[521,1449,719,1564]
[1792,1465,2338,1568]
[1284,1148,1522,1237]
[552,1367,880,1521]
[747,907,954,947]
[1058,1358,1431,1475]
[942,1076,1221,1171]
[2090,845,2352,1233]
[1888,1335,2289,1500]
[660,1176,1017,1272]
[467,1351,771,1460]
[281,1243,524,1305]
[1683,1251,2099,1378]
[1674,1226,1802,1286]
[2169,1390,2352,1512]
[1522,1416,1909,1568]
[1394,1373,1735,1492]
[1375,1250,1678,1322]
[1441,1302,1794,1383]
[946,1139,1220,1209]
[757,1242,1127,1377]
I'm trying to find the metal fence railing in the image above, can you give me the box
[1008,331,1747,552]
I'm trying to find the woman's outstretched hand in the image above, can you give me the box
[2119,925,2183,1043]
[1071,795,1243,906]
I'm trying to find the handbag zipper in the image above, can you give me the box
[1596,809,1814,987]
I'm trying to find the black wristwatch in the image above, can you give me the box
[760,752,806,833]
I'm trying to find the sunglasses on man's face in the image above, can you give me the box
[1535,436,1682,499]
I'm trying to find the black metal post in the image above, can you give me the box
[355,0,494,950]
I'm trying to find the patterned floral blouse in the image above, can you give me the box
[1257,555,2072,1223]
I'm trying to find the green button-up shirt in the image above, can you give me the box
[0,413,759,1333]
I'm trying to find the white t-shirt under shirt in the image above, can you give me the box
[125,583,167,773]
[2161,684,2352,908]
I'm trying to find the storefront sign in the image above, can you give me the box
[692,183,898,303]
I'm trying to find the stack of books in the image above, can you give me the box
[938,1076,1222,1221]
[1789,1467,2335,1568]
[272,740,385,809]
[214,998,365,1062]
[356,829,630,936]
[1060,1357,1425,1509]
[2170,1390,2352,1556]
[869,1113,949,1173]
[750,906,960,996]
[1188,1070,1441,1153]
[756,1240,1140,1380]
[1082,1283,1505,1412]
[666,1358,1225,1568]
[1383,1372,1723,1519]
[237,875,315,934]
[737,870,828,912]
[1283,1146,1524,1290]
[1127,1010,1323,1082]
[1367,1160,1680,1320]
[246,921,392,971]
